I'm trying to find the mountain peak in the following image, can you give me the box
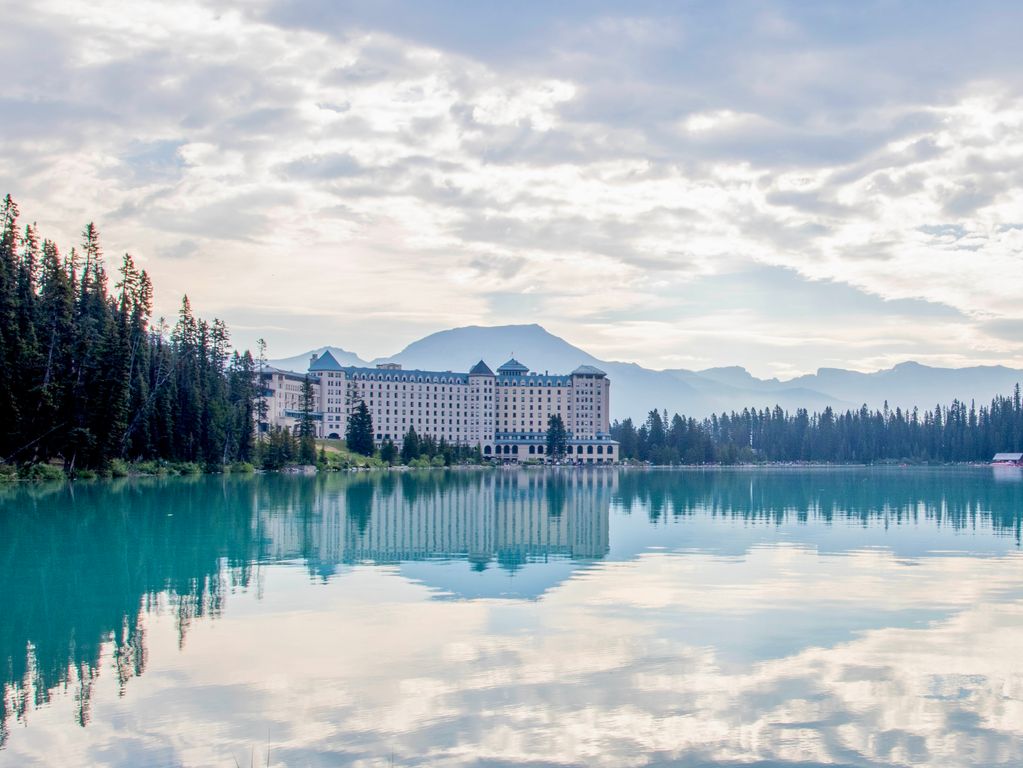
[699,365,753,376]
[268,325,1023,421]
[268,345,367,372]
[695,366,758,387]
[381,323,600,373]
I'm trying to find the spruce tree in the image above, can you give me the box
[345,400,374,456]
[298,375,317,464]
[400,426,420,464]
[546,414,568,460]
[0,195,21,457]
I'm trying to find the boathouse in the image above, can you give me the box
[991,452,1023,466]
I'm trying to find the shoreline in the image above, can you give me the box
[1,459,1007,485]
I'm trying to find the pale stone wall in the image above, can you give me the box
[340,371,473,444]
[259,369,313,434]
[318,369,346,438]
[262,356,618,462]
[494,376,572,435]
[468,373,496,446]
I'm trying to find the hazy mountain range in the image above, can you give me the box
[270,324,1023,422]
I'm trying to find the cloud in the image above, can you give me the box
[2,0,1023,375]
[278,153,364,180]
[156,239,200,260]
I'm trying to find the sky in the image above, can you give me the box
[3,0,1023,378]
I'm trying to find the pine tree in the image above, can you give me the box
[254,337,269,437]
[226,350,258,464]
[32,239,74,462]
[298,375,317,464]
[346,400,374,456]
[545,414,568,460]
[0,195,21,457]
[400,426,420,464]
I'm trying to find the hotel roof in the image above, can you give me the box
[336,365,471,383]
[262,365,308,380]
[309,350,344,372]
[304,357,602,385]
[469,360,494,375]
[497,358,529,373]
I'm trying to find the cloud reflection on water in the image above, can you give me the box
[1,468,1022,767]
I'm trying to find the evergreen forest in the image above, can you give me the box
[0,195,260,473]
[610,393,1023,464]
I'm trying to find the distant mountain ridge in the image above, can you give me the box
[269,324,1023,421]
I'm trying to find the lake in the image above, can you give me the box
[1,467,1022,767]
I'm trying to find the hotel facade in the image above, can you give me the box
[261,354,619,463]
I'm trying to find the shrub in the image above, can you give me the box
[74,468,98,480]
[20,463,67,482]
[227,461,255,474]
[109,459,130,477]
[0,464,17,483]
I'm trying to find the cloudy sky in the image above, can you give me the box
[3,0,1023,377]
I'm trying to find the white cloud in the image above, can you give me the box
[2,0,1023,374]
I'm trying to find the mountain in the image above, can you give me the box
[372,324,720,420]
[375,324,600,374]
[270,346,368,372]
[786,362,1023,412]
[269,324,1023,421]
[666,368,850,415]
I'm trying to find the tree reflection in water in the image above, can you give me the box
[0,467,1020,750]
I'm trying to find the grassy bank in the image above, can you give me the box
[0,459,260,483]
[0,444,483,484]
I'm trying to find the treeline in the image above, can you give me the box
[611,391,1023,464]
[0,195,259,472]
[392,426,483,467]
[257,410,486,470]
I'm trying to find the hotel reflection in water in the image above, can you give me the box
[0,471,614,744]
[257,470,614,573]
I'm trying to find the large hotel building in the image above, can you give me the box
[261,354,619,463]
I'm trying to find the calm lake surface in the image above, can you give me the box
[2,467,1022,767]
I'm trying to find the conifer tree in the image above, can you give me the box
[298,375,317,464]
[254,337,269,437]
[400,426,420,464]
[545,414,568,460]
[0,195,21,457]
[226,350,258,464]
[346,400,374,456]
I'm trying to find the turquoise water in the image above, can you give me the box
[1,467,1022,767]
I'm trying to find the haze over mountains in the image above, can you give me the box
[270,325,1023,422]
